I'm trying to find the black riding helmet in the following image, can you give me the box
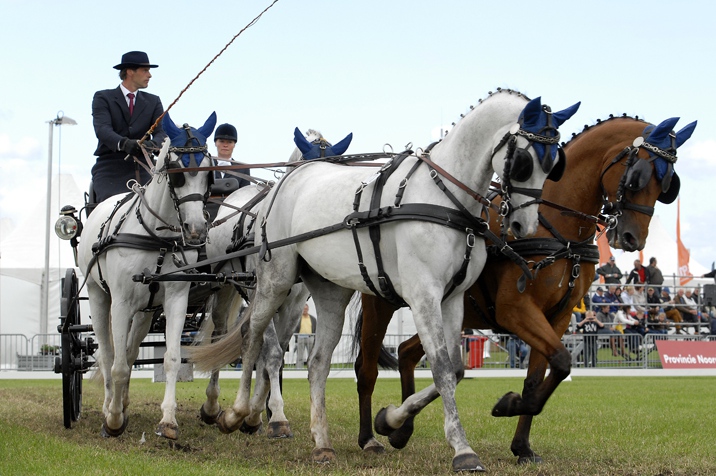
[214,123,237,142]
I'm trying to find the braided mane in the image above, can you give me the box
[561,113,649,147]
[446,87,531,134]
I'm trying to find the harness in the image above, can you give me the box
[85,126,213,311]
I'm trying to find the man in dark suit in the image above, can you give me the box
[91,51,167,203]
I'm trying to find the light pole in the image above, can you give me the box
[41,112,76,336]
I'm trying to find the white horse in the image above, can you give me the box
[199,129,351,438]
[192,90,579,471]
[78,112,217,439]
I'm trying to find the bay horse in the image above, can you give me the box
[191,89,579,472]
[354,115,697,463]
[198,129,351,439]
[77,113,217,439]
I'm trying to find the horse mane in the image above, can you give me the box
[444,87,531,136]
[561,113,649,147]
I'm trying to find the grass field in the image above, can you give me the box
[1,376,714,475]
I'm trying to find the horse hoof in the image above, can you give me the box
[374,406,396,436]
[199,404,219,425]
[267,421,293,439]
[362,440,385,454]
[239,420,262,435]
[311,447,336,464]
[388,419,414,449]
[452,452,486,472]
[215,410,240,434]
[101,416,129,438]
[491,391,521,417]
[155,422,179,440]
[517,454,543,465]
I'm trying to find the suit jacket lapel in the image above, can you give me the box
[131,91,147,124]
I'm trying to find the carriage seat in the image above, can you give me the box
[210,177,241,196]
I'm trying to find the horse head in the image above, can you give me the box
[491,95,580,239]
[291,127,353,161]
[158,111,217,245]
[603,116,696,251]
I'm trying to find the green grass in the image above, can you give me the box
[1,376,714,475]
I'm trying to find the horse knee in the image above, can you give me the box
[549,348,572,380]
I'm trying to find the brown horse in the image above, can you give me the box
[354,115,696,462]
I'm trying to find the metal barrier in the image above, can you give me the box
[2,331,715,372]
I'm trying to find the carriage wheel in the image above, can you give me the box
[60,268,83,429]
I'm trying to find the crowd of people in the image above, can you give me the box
[570,255,714,366]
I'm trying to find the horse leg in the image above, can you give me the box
[381,333,424,449]
[508,351,549,464]
[492,308,571,418]
[240,321,282,435]
[356,294,397,454]
[302,275,355,464]
[378,296,483,472]
[155,288,191,440]
[200,287,236,425]
[219,284,292,434]
[86,282,114,421]
[102,300,133,437]
[261,321,293,438]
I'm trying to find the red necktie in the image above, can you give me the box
[127,92,135,116]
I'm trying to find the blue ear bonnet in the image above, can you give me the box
[293,127,353,160]
[163,112,217,166]
[518,97,580,166]
[641,117,697,181]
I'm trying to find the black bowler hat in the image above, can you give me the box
[113,51,158,70]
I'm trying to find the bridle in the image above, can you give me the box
[491,105,565,228]
[599,129,679,219]
[143,123,213,246]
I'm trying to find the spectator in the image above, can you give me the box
[621,285,635,315]
[91,51,166,203]
[646,257,664,293]
[293,303,316,369]
[596,256,624,284]
[645,286,662,316]
[591,286,608,311]
[631,285,648,315]
[647,311,669,336]
[676,288,699,332]
[660,287,683,334]
[621,309,645,355]
[577,310,603,368]
[213,123,252,186]
[626,259,652,285]
[596,304,629,359]
[506,335,529,369]
[570,296,587,333]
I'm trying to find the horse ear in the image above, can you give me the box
[328,132,353,156]
[197,112,217,139]
[553,101,581,127]
[162,113,182,142]
[658,172,680,204]
[294,127,313,155]
[675,120,697,148]
[647,117,680,145]
[521,96,542,127]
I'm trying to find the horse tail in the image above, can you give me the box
[189,299,251,372]
[349,296,399,371]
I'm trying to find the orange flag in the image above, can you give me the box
[677,198,693,286]
[596,228,611,283]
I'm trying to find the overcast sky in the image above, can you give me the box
[1,0,715,274]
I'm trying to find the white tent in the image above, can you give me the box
[0,174,85,336]
[612,214,710,288]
